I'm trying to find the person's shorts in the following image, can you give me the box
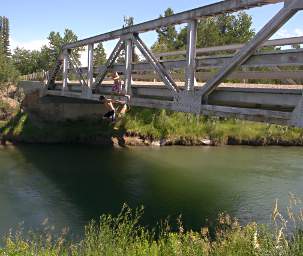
[104,110,116,121]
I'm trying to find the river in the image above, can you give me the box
[0,144,302,238]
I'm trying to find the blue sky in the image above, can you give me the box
[2,0,303,57]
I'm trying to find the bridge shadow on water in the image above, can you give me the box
[13,143,237,236]
[1,110,127,146]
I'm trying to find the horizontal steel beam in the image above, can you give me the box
[200,104,290,125]
[156,36,303,58]
[130,70,303,81]
[44,89,291,125]
[52,82,302,111]
[85,49,303,73]
[63,0,283,49]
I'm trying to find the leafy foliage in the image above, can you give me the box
[93,43,107,66]
[45,28,83,68]
[12,48,43,75]
[0,42,19,85]
[12,28,82,75]
[176,12,255,50]
[152,8,178,53]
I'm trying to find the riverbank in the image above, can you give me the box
[1,107,303,146]
[1,203,303,256]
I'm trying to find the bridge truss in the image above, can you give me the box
[45,0,303,127]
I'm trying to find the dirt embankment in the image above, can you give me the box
[0,85,21,120]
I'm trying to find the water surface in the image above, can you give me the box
[0,145,302,237]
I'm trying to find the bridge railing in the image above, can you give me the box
[65,35,302,84]
[44,0,303,127]
[21,71,48,82]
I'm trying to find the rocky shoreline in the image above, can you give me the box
[2,131,303,147]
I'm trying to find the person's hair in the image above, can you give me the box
[99,96,106,101]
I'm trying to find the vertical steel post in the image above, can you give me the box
[85,43,94,97]
[185,20,197,91]
[125,39,133,95]
[62,49,69,95]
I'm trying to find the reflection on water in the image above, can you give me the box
[0,144,303,237]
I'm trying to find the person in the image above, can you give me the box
[111,72,122,94]
[99,96,116,122]
[99,95,130,122]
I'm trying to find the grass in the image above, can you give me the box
[1,107,303,146]
[123,107,303,145]
[1,198,303,256]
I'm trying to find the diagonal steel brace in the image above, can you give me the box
[132,34,179,95]
[93,39,125,89]
[198,0,299,102]
[68,55,88,88]
[46,54,63,89]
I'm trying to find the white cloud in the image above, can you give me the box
[271,28,303,50]
[274,28,303,39]
[10,37,48,52]
[294,28,303,36]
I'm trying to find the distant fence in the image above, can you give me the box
[21,71,48,82]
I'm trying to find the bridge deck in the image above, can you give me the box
[45,81,302,122]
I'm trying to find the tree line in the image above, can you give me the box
[0,16,19,85]
[0,8,264,82]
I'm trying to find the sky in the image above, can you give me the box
[2,0,303,64]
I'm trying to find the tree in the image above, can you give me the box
[176,12,255,50]
[117,16,139,64]
[0,16,11,57]
[12,48,42,75]
[94,43,107,66]
[11,28,81,75]
[152,8,178,53]
[46,28,83,69]
[0,41,19,85]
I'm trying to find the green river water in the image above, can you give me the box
[0,144,302,238]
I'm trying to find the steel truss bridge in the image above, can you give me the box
[44,0,303,127]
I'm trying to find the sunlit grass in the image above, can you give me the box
[123,107,303,145]
[2,107,303,145]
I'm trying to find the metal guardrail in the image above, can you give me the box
[155,36,303,58]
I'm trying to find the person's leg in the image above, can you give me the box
[120,104,128,116]
[111,111,116,122]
